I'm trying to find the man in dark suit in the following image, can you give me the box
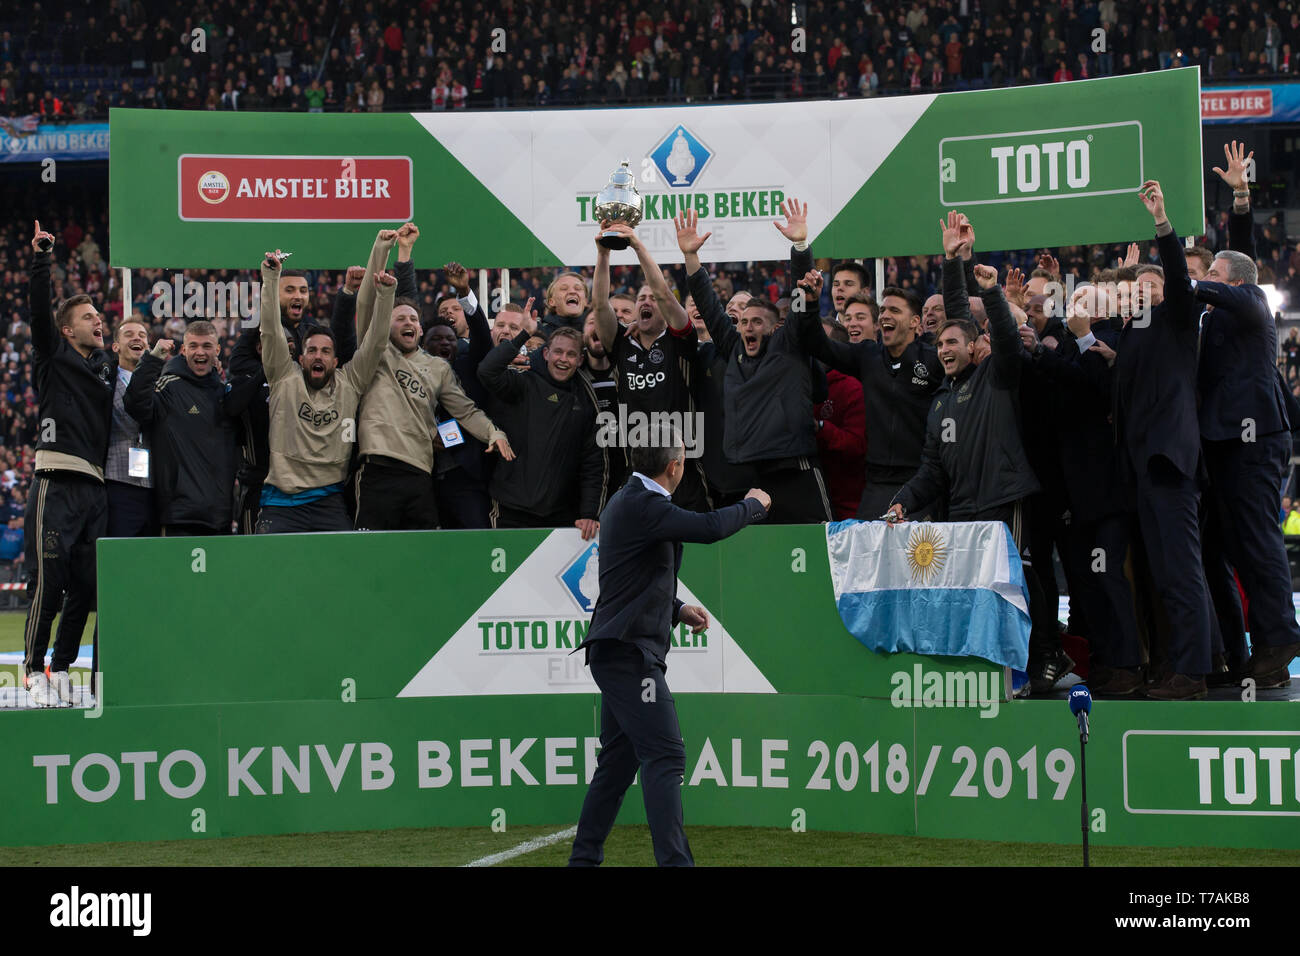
[1193,247,1300,685]
[568,425,770,867]
[1200,140,1300,686]
[1112,180,1215,699]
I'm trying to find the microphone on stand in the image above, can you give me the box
[1069,684,1093,866]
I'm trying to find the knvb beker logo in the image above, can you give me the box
[650,125,713,189]
[558,541,600,613]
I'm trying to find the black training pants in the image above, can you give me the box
[23,473,106,676]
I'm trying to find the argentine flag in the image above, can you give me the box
[825,520,1031,670]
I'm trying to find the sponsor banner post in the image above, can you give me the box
[0,120,109,163]
[109,68,1202,269]
[1201,82,1300,123]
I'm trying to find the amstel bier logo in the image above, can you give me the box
[197,171,230,204]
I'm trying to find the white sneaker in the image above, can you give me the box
[51,671,74,706]
[26,672,56,707]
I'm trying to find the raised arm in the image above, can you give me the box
[773,198,814,294]
[940,211,972,324]
[28,221,56,360]
[355,228,398,339]
[478,328,533,404]
[676,210,739,355]
[974,264,1022,388]
[790,268,869,374]
[1144,180,1197,329]
[625,226,688,331]
[445,262,493,365]
[347,266,397,387]
[394,222,419,300]
[331,265,363,366]
[122,341,174,425]
[259,252,294,384]
[645,493,768,544]
[1215,140,1257,260]
[591,238,620,353]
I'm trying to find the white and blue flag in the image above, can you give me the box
[825,520,1031,670]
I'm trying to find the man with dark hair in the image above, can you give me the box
[22,221,115,707]
[256,234,395,533]
[592,221,708,511]
[124,320,257,536]
[887,212,1066,694]
[1110,180,1215,699]
[227,230,386,531]
[801,274,943,519]
[478,318,606,536]
[840,291,880,344]
[677,201,833,524]
[830,262,871,319]
[106,317,157,538]
[608,293,636,327]
[1185,245,1215,280]
[569,423,770,867]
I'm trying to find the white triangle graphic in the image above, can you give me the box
[412,96,935,266]
[397,528,775,697]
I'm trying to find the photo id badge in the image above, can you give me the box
[437,420,465,448]
[128,447,150,478]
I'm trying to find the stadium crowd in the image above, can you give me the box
[2,0,1300,122]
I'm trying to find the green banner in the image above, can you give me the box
[108,69,1203,270]
[1,525,1291,850]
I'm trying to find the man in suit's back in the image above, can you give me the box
[569,424,770,867]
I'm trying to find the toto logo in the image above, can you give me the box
[198,170,230,204]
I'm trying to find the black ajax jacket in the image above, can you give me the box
[125,353,259,528]
[478,329,607,520]
[898,282,1041,519]
[30,252,116,469]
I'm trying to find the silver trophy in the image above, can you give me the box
[593,160,644,250]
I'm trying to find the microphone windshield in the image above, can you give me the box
[1069,684,1093,716]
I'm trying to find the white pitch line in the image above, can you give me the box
[462,826,578,867]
